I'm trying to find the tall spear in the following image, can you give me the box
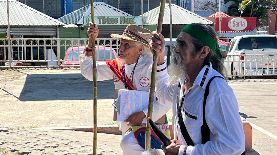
[145,0,166,151]
[88,1,97,154]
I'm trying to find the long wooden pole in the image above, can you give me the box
[145,0,166,151]
[88,1,97,155]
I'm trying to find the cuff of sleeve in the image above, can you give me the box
[178,145,186,155]
[156,61,167,76]
[185,146,194,155]
[157,61,166,70]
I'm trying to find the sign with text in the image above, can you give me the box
[82,16,144,25]
[214,17,256,32]
[228,17,248,31]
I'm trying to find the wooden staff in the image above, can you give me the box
[145,0,166,151]
[88,1,97,155]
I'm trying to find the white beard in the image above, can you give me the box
[168,52,187,85]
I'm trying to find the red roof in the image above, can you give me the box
[208,12,230,18]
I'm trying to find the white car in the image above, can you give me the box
[224,34,277,77]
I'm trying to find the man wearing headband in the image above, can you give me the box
[80,23,171,154]
[151,23,244,155]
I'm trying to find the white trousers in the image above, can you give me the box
[120,130,165,155]
[121,130,144,155]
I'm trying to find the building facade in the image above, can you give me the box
[17,0,230,18]
[18,0,88,18]
[176,0,192,10]
[18,0,178,18]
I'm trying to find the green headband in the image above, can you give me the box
[182,24,222,60]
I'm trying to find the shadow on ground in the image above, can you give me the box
[239,112,257,119]
[19,73,114,101]
[52,126,121,135]
[245,149,260,155]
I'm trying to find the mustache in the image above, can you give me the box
[172,52,183,65]
[168,53,187,85]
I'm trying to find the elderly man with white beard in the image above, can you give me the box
[81,23,171,155]
[151,23,245,155]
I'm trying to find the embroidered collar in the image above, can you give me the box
[193,63,213,89]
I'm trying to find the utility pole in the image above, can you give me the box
[7,0,11,68]
[148,0,149,11]
[218,0,222,37]
[191,0,195,12]
[43,0,45,13]
[141,0,144,27]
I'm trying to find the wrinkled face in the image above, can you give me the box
[174,32,202,70]
[119,39,142,64]
[168,32,201,83]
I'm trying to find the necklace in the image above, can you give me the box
[122,55,141,89]
[129,55,140,83]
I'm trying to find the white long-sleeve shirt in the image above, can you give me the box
[156,64,245,155]
[80,53,171,124]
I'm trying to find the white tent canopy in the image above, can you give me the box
[0,0,64,26]
[142,3,213,25]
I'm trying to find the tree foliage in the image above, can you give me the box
[224,0,277,27]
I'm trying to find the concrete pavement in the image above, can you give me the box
[0,69,276,155]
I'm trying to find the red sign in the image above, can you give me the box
[228,17,248,31]
[213,17,256,32]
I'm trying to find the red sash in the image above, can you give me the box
[106,59,136,90]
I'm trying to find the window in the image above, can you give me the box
[238,37,277,50]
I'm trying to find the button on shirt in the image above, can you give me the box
[156,64,245,155]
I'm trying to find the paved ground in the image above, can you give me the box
[0,68,276,155]
[229,80,277,155]
[0,69,122,155]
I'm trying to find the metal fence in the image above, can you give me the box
[1,38,277,78]
[224,54,277,78]
[0,38,119,67]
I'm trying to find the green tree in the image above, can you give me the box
[239,0,253,15]
[225,0,277,27]
[224,0,241,16]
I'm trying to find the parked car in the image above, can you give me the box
[224,34,277,77]
[62,45,118,66]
